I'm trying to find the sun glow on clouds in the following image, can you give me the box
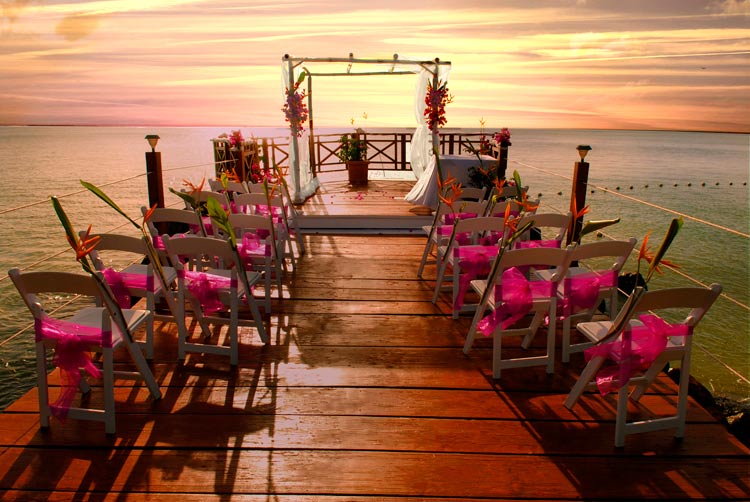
[1,1,748,131]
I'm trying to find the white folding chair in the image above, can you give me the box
[432,216,505,318]
[463,246,574,378]
[9,268,161,434]
[228,213,285,313]
[86,232,185,359]
[163,235,268,365]
[538,238,637,362]
[564,283,722,447]
[417,199,489,279]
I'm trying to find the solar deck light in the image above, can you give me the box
[145,134,160,152]
[577,144,592,162]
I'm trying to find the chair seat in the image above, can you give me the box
[67,307,152,347]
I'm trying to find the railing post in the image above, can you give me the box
[144,135,164,209]
[567,145,592,245]
[497,143,510,180]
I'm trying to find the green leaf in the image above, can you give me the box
[513,170,523,199]
[205,196,236,247]
[646,217,683,281]
[51,196,78,249]
[434,147,444,189]
[579,218,621,240]
[296,72,306,85]
[169,187,197,208]
[81,180,139,228]
[508,220,535,245]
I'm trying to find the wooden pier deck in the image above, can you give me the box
[0,175,747,500]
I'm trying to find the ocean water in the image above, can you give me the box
[0,126,747,409]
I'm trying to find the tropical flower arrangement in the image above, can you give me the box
[217,130,246,148]
[424,80,453,132]
[283,73,309,137]
[466,127,512,189]
[494,128,511,146]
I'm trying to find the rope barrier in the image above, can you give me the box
[0,173,147,216]
[512,160,749,238]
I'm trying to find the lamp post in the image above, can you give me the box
[145,134,165,209]
[567,144,592,245]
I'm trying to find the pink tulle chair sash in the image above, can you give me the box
[477,267,554,336]
[560,269,617,318]
[584,314,691,395]
[513,238,561,250]
[237,231,272,269]
[153,232,188,250]
[453,245,500,310]
[34,315,108,419]
[442,212,477,225]
[178,270,238,315]
[103,268,155,309]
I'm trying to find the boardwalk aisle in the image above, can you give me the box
[0,233,748,500]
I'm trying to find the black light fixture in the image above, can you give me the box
[576,144,592,162]
[145,134,160,152]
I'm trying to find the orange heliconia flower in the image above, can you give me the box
[68,224,100,261]
[639,231,680,275]
[182,177,205,195]
[572,200,590,220]
[226,169,241,183]
[518,189,538,213]
[437,173,457,191]
[493,177,507,193]
[142,203,157,225]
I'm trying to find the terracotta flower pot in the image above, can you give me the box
[346,160,370,186]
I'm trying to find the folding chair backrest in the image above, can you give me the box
[142,206,202,237]
[571,238,637,272]
[10,269,101,319]
[488,198,538,217]
[447,216,506,247]
[632,284,723,327]
[496,246,574,283]
[208,179,247,194]
[517,212,572,242]
[163,235,239,272]
[229,213,275,237]
[88,233,147,263]
[195,190,230,210]
[490,185,528,201]
[456,186,487,202]
[234,192,284,212]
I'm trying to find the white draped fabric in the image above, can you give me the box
[282,66,319,203]
[409,64,452,180]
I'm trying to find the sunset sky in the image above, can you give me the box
[1,0,748,132]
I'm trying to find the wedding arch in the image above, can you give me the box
[281,53,451,203]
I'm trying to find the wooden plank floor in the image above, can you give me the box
[0,175,748,500]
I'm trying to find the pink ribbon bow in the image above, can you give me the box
[477,267,553,336]
[559,270,617,319]
[179,270,238,315]
[454,245,499,310]
[103,268,154,309]
[35,316,107,420]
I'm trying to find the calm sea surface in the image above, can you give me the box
[0,126,747,409]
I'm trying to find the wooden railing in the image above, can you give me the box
[212,131,496,177]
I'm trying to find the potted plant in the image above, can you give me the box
[337,132,369,185]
